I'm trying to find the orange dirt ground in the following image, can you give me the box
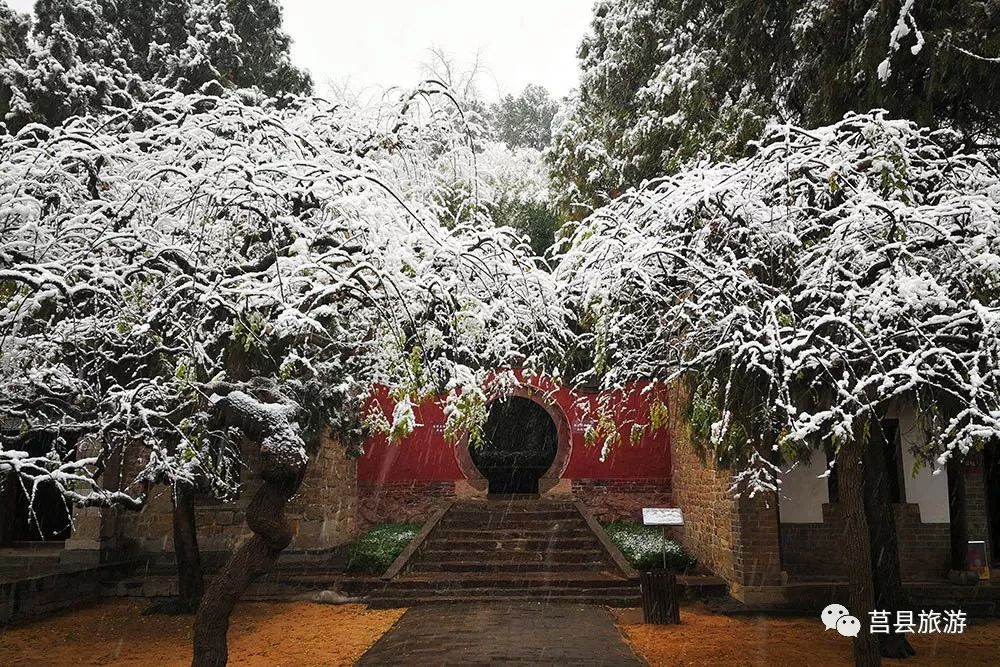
[4,600,1000,666]
[616,605,1000,667]
[0,600,403,667]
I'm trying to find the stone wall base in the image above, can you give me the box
[358,481,456,528]
[780,502,951,580]
[357,478,673,527]
[0,561,134,625]
[571,479,673,523]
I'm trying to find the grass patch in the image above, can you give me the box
[602,521,695,572]
[345,522,421,574]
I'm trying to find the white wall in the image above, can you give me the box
[893,403,950,524]
[779,451,830,524]
[778,400,951,525]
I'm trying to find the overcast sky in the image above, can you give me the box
[8,0,595,101]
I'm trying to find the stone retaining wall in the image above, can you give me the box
[667,384,784,595]
[117,431,358,558]
[0,562,133,625]
[667,384,738,584]
[358,480,455,528]
[571,479,673,523]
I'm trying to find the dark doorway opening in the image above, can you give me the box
[985,440,1000,564]
[0,434,73,545]
[471,396,558,496]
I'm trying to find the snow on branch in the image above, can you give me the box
[1,89,566,519]
[556,110,1000,495]
[878,0,925,81]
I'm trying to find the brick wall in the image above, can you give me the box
[0,562,133,625]
[781,502,951,580]
[357,480,455,528]
[731,494,783,586]
[894,503,951,578]
[288,436,357,550]
[571,479,673,523]
[779,504,847,579]
[667,384,783,588]
[667,384,737,584]
[965,454,989,544]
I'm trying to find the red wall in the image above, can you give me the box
[357,372,671,484]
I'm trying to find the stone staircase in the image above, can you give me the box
[364,499,641,608]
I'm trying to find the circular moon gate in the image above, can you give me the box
[470,396,558,496]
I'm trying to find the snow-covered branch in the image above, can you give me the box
[1,89,566,519]
[556,111,1000,493]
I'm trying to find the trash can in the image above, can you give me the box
[640,570,680,624]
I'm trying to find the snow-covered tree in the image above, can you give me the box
[555,111,1000,665]
[1,1,143,131]
[0,2,31,126]
[490,83,559,151]
[224,0,311,96]
[0,85,566,664]
[550,0,1000,216]
[164,0,244,95]
[0,0,312,133]
[479,141,561,256]
[0,2,30,62]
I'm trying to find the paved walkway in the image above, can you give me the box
[357,602,646,666]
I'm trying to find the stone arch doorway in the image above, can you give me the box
[456,390,572,497]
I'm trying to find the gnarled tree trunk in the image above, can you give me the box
[191,389,308,667]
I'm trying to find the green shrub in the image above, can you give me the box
[602,521,695,572]
[345,522,421,574]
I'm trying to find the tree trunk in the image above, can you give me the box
[172,480,205,612]
[840,425,882,667]
[863,424,913,659]
[191,389,308,667]
[946,455,968,571]
[191,476,300,667]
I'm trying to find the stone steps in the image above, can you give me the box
[448,500,579,518]
[370,586,637,599]
[443,508,581,520]
[422,538,600,552]
[417,548,606,564]
[378,574,635,590]
[368,499,639,606]
[431,527,595,540]
[408,561,608,574]
[439,517,586,530]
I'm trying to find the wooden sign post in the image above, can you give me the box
[640,507,684,624]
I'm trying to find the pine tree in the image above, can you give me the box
[31,0,136,66]
[2,12,140,131]
[491,84,559,150]
[0,2,32,128]
[146,0,194,84]
[164,0,244,94]
[1,0,312,132]
[0,2,30,62]
[225,0,311,96]
[550,0,1000,215]
[548,0,776,214]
